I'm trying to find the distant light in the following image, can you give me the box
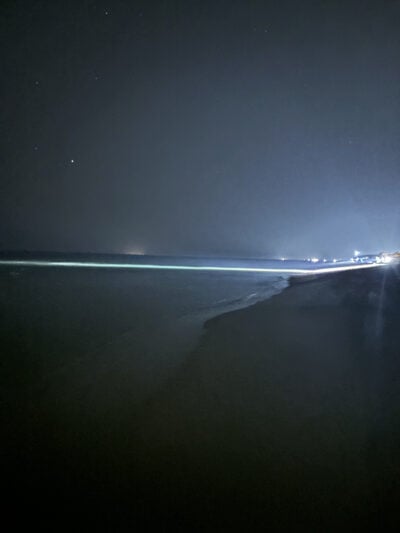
[310,257,319,263]
[125,248,145,256]
[381,254,393,264]
[333,258,337,263]
[354,250,361,257]
[70,159,75,164]
[280,257,286,261]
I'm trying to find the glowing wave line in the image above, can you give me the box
[0,259,385,275]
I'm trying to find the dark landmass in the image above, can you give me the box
[3,264,400,530]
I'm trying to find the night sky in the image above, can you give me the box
[2,0,399,258]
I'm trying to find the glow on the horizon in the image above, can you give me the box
[381,255,393,264]
[0,259,386,275]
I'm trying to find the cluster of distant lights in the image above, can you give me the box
[280,250,394,265]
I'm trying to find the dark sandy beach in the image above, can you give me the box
[133,266,400,530]
[2,264,400,530]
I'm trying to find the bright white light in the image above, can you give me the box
[382,255,393,264]
[0,259,385,276]
[310,257,319,263]
[280,257,286,261]
[333,258,337,263]
[354,250,361,257]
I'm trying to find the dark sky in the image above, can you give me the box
[1,0,399,258]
